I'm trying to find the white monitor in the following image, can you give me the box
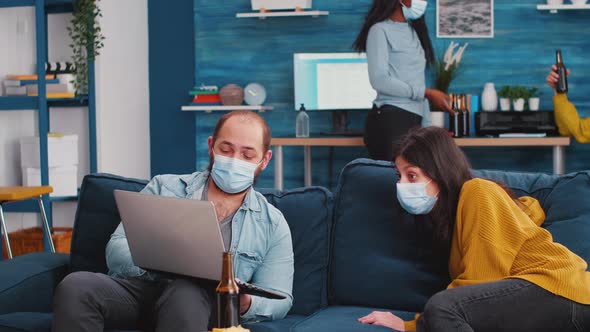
[293,53,376,111]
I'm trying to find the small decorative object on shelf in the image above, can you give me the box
[528,87,541,111]
[481,82,498,112]
[537,0,590,13]
[498,85,511,111]
[219,84,244,106]
[251,0,312,11]
[190,84,221,105]
[238,0,328,18]
[244,83,267,106]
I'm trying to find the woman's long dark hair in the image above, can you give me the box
[353,0,435,67]
[393,127,473,255]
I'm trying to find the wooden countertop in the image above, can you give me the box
[270,136,571,147]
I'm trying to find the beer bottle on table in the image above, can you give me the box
[453,94,463,138]
[461,94,470,137]
[555,49,568,94]
[449,94,456,135]
[216,252,240,328]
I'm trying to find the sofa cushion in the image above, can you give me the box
[330,159,449,313]
[475,170,590,263]
[260,187,333,316]
[245,314,307,332]
[290,306,416,332]
[0,253,68,315]
[70,174,148,274]
[0,312,140,332]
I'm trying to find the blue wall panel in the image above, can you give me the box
[148,0,196,176]
[188,0,590,189]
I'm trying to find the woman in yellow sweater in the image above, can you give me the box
[546,65,590,143]
[358,126,590,331]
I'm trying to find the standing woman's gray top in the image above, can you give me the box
[366,20,429,121]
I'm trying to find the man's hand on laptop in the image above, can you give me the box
[239,293,252,315]
[235,278,252,315]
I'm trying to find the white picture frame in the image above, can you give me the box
[437,0,494,38]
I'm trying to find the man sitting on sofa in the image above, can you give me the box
[51,111,294,331]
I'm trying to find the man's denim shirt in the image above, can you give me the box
[105,171,294,322]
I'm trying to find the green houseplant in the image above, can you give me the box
[430,41,468,127]
[528,87,541,111]
[509,86,530,112]
[498,85,511,111]
[433,41,469,95]
[67,0,105,96]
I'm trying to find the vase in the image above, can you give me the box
[499,98,511,111]
[528,97,540,111]
[481,83,498,111]
[513,98,525,112]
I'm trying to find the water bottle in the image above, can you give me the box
[296,104,310,138]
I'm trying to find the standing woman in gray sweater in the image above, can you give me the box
[354,0,452,161]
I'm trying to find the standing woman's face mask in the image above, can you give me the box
[394,156,440,215]
[401,0,428,21]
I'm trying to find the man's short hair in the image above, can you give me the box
[211,110,272,152]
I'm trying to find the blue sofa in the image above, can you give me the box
[1,158,589,332]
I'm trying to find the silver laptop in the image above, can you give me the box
[114,189,225,281]
[113,189,286,299]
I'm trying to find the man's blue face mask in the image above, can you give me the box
[396,180,438,215]
[401,0,428,21]
[211,154,262,194]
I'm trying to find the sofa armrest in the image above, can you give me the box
[0,253,69,314]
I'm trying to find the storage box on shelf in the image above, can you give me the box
[20,135,78,168]
[22,165,78,197]
[19,134,79,197]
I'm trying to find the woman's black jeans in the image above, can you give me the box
[363,104,422,161]
[417,278,590,332]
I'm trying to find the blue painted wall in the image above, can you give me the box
[183,0,590,189]
[148,0,196,176]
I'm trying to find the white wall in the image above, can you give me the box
[0,1,150,232]
[95,0,151,179]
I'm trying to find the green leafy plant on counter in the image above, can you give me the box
[432,41,469,112]
[528,87,540,98]
[498,85,511,98]
[508,86,531,100]
[67,0,105,96]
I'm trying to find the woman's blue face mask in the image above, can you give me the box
[401,0,428,21]
[396,179,438,215]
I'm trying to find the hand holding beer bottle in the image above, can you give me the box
[546,50,571,95]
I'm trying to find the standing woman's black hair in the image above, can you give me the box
[353,0,435,67]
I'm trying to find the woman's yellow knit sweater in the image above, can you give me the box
[553,93,590,143]
[404,178,590,331]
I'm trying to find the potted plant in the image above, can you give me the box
[431,41,469,127]
[528,87,541,111]
[510,86,529,112]
[498,85,511,111]
[67,0,105,96]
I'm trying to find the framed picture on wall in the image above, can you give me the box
[437,0,494,38]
